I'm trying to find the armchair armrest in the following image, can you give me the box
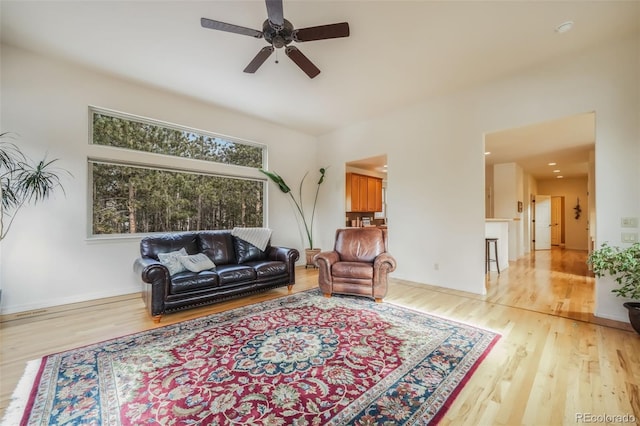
[315,251,339,266]
[374,252,397,273]
[315,251,340,295]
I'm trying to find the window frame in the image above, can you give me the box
[87,106,268,239]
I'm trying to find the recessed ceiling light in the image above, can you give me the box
[556,175,564,179]
[555,21,574,34]
[484,151,491,155]
[553,169,561,173]
[548,162,557,166]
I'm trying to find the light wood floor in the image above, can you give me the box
[1,248,639,425]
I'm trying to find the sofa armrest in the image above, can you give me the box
[267,246,299,264]
[266,246,300,284]
[133,257,170,318]
[133,257,169,284]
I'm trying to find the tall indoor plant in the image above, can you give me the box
[259,167,327,267]
[588,242,640,333]
[0,132,68,241]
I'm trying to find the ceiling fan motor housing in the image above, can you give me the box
[263,19,294,48]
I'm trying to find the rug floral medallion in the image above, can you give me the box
[10,289,499,425]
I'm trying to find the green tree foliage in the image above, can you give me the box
[91,112,264,235]
[92,114,263,167]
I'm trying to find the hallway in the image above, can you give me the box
[485,247,598,324]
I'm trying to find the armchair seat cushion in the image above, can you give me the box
[332,261,373,279]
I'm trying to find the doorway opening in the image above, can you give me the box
[484,111,596,322]
[344,154,388,228]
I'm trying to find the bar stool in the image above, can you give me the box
[485,237,500,274]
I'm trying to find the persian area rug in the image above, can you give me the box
[4,289,499,425]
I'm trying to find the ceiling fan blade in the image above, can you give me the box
[285,46,320,79]
[201,17,263,38]
[265,0,284,28]
[293,22,350,42]
[244,46,274,73]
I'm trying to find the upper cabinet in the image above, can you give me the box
[346,172,383,212]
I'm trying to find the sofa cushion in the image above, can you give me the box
[141,232,198,260]
[198,231,237,265]
[158,248,188,276]
[169,270,219,294]
[234,237,267,264]
[248,260,288,279]
[180,253,216,272]
[215,264,257,286]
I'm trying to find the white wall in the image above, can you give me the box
[317,35,639,323]
[0,44,317,314]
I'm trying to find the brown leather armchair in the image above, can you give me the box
[314,228,397,302]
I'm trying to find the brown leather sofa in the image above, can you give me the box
[315,228,396,302]
[133,230,299,321]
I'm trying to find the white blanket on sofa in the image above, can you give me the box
[231,227,272,251]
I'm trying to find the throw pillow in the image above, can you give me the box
[158,248,188,276]
[180,253,216,273]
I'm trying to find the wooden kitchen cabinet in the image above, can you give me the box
[346,173,383,212]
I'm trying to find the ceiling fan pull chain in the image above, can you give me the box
[274,48,279,64]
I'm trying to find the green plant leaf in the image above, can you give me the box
[588,242,640,299]
[259,169,291,193]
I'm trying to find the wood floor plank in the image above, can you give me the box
[1,247,639,424]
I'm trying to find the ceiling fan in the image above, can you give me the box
[201,0,349,79]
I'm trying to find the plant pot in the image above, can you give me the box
[305,248,321,269]
[623,302,640,334]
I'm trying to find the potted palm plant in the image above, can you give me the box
[1,132,68,241]
[259,167,327,268]
[588,242,640,333]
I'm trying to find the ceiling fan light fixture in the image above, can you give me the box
[201,0,349,77]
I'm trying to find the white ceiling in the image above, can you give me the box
[485,112,595,180]
[1,1,638,179]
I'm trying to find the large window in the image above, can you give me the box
[89,108,266,236]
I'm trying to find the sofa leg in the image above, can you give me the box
[323,293,332,298]
[152,315,162,323]
[287,285,293,293]
[374,298,383,303]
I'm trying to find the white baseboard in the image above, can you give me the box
[0,291,140,323]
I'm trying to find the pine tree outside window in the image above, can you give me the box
[89,108,265,236]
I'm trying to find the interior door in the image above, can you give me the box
[535,195,551,250]
[551,196,562,246]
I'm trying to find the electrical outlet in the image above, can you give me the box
[621,217,638,228]
[621,232,638,243]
